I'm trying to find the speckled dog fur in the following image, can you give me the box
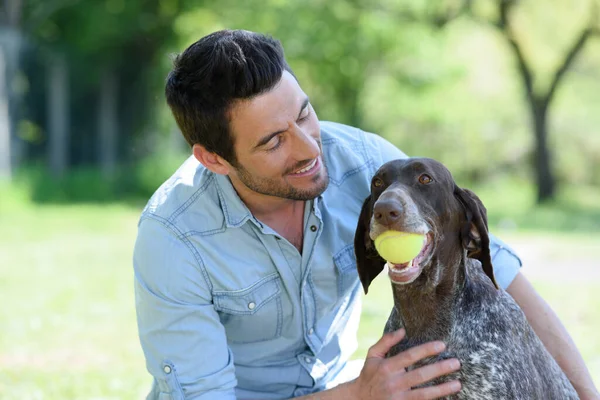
[354,158,578,399]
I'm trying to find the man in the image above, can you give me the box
[133,30,598,399]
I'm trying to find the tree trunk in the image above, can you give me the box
[47,52,69,178]
[532,103,555,202]
[1,0,24,179]
[0,47,11,180]
[98,66,118,179]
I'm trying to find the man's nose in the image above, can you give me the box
[292,126,320,159]
[373,199,404,227]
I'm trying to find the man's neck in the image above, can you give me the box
[227,175,307,252]
[227,176,301,217]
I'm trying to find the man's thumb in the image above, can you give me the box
[367,328,406,359]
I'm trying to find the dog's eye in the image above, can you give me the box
[418,174,433,185]
[373,178,383,187]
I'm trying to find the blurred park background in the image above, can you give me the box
[1,0,599,398]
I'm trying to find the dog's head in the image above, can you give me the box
[354,157,498,294]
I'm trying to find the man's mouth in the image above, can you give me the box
[290,158,319,176]
[387,232,433,285]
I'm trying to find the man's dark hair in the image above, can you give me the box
[165,30,294,165]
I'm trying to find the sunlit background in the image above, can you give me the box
[1,0,599,398]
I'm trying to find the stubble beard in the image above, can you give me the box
[235,157,330,201]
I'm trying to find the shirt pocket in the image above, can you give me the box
[213,274,283,344]
[333,244,360,298]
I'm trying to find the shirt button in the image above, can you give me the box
[308,328,314,335]
[304,356,313,363]
[163,365,172,374]
[310,225,317,232]
[248,302,256,310]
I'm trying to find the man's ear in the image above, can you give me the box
[193,144,231,175]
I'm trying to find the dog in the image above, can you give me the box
[354,157,578,399]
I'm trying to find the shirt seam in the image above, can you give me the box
[322,128,375,187]
[358,128,378,177]
[167,174,216,225]
[140,213,214,292]
[491,245,523,267]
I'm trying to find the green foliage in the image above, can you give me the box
[8,151,189,204]
[13,0,600,197]
[16,164,118,203]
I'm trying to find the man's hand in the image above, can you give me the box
[350,328,461,400]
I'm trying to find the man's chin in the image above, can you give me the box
[288,179,329,201]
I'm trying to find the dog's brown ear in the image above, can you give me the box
[454,186,499,289]
[354,195,386,294]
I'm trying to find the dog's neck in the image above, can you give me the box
[391,251,468,343]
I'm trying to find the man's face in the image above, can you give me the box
[227,71,329,201]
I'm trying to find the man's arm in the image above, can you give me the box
[507,272,600,400]
[290,329,461,400]
[134,217,237,400]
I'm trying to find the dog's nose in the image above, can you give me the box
[373,200,403,227]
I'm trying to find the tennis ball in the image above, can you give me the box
[374,231,426,264]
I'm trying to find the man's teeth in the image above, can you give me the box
[293,159,317,174]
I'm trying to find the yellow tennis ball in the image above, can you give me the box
[374,231,426,264]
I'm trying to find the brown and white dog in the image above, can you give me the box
[354,157,578,399]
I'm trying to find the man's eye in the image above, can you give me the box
[266,135,283,152]
[299,106,310,121]
[418,174,433,184]
[373,178,383,187]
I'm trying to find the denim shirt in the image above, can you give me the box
[133,121,522,400]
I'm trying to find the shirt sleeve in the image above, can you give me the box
[134,217,237,400]
[488,233,523,290]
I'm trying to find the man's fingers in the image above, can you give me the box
[366,329,406,359]
[401,358,461,389]
[403,380,462,400]
[388,340,447,370]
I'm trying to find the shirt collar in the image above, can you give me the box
[214,173,325,229]
[214,173,255,228]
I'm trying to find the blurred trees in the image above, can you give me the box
[3,0,186,178]
[417,0,600,202]
[2,0,600,203]
[489,0,599,202]
[0,0,22,180]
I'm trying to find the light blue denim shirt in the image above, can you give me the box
[133,121,522,400]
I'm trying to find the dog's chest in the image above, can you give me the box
[385,286,578,399]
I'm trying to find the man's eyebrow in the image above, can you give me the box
[254,129,286,149]
[253,97,310,150]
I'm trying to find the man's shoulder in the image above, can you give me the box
[319,121,403,187]
[139,156,222,229]
[319,121,370,150]
[319,121,361,138]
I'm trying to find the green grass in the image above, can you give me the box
[470,176,600,233]
[1,191,599,398]
[0,205,149,399]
